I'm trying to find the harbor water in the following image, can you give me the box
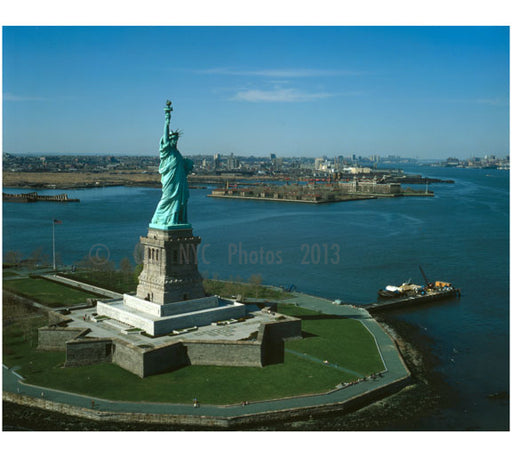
[2,166,509,430]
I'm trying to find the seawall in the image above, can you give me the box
[3,374,410,429]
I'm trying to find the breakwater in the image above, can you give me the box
[3,192,80,203]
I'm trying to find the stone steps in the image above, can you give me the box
[97,296,246,336]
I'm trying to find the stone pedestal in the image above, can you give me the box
[98,225,246,337]
[136,227,205,305]
[96,295,246,336]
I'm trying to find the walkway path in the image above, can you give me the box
[3,291,410,423]
[42,274,123,299]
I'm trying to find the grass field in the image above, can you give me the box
[203,279,291,300]
[61,271,137,294]
[278,303,385,375]
[2,270,20,278]
[3,314,50,367]
[3,277,104,307]
[13,354,349,404]
[3,301,385,404]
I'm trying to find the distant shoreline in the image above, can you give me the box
[2,171,285,190]
[2,170,453,191]
[2,171,161,189]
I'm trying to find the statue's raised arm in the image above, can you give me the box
[163,100,173,143]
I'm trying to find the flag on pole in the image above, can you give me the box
[53,219,62,224]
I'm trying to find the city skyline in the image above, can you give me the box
[2,26,510,159]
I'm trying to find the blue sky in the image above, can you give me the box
[2,26,509,158]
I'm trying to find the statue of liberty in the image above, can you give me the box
[150,101,194,230]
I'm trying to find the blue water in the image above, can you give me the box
[2,167,509,430]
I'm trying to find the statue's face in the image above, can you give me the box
[169,134,179,146]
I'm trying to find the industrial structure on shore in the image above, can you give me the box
[209,180,433,204]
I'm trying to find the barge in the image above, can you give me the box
[366,287,461,312]
[368,267,461,311]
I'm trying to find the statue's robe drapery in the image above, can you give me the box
[150,133,193,227]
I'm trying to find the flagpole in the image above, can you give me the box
[52,220,56,271]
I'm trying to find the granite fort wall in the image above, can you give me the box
[47,310,71,326]
[52,314,302,377]
[110,340,187,378]
[38,327,89,351]
[258,317,302,365]
[258,317,302,342]
[184,340,263,367]
[65,338,113,367]
[108,316,300,376]
[111,340,145,378]
[184,316,301,368]
[142,342,188,377]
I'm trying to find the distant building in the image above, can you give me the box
[226,153,239,170]
[213,153,220,170]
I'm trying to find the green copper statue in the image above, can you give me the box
[150,101,194,230]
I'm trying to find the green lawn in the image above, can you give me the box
[3,314,50,368]
[20,355,350,404]
[278,302,385,375]
[286,319,384,375]
[60,270,137,294]
[3,277,104,307]
[203,279,292,300]
[2,270,20,278]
